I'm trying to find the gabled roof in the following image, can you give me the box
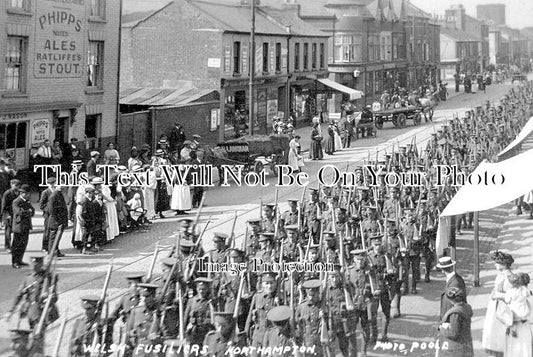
[258,7,329,37]
[367,0,398,22]
[441,27,480,42]
[122,0,173,28]
[390,0,430,20]
[187,0,288,35]
[120,87,219,107]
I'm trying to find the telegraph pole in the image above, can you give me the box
[249,0,256,135]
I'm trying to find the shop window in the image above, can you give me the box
[275,43,281,72]
[262,43,269,73]
[90,0,105,19]
[85,114,100,140]
[294,43,300,71]
[9,0,31,11]
[312,43,317,69]
[233,41,241,75]
[87,41,104,88]
[303,43,308,70]
[0,122,27,151]
[4,36,27,92]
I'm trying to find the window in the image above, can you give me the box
[9,0,30,10]
[386,36,391,61]
[320,43,325,69]
[294,43,300,70]
[4,36,27,92]
[233,41,241,74]
[335,35,362,63]
[424,43,429,61]
[90,0,105,19]
[262,42,269,73]
[85,114,100,139]
[381,37,386,60]
[0,122,26,151]
[312,43,317,69]
[303,43,309,70]
[275,43,281,72]
[87,41,104,88]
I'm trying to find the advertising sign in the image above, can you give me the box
[34,0,86,78]
[31,119,50,145]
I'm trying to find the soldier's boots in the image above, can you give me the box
[425,266,431,283]
[380,319,390,342]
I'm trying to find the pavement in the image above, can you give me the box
[0,78,528,356]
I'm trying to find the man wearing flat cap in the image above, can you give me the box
[39,176,56,253]
[80,187,99,254]
[184,277,215,347]
[11,184,35,268]
[46,183,68,257]
[2,178,21,252]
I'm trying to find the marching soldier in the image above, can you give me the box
[69,296,105,357]
[125,283,162,357]
[8,254,59,329]
[254,233,277,269]
[346,249,371,356]
[262,204,277,233]
[245,272,282,355]
[360,206,382,246]
[324,232,340,265]
[382,187,401,222]
[202,312,242,357]
[209,232,229,265]
[281,199,299,227]
[263,306,296,356]
[245,218,262,255]
[302,188,321,243]
[281,225,301,261]
[400,208,422,295]
[295,279,324,357]
[9,329,33,357]
[184,277,215,347]
[324,266,358,357]
[110,274,143,345]
[367,235,392,343]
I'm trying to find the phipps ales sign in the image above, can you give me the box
[34,0,85,78]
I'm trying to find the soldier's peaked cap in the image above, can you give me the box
[81,295,100,308]
[195,277,213,285]
[247,218,261,224]
[288,199,299,203]
[138,283,159,295]
[263,203,275,209]
[262,272,277,282]
[180,240,195,249]
[350,249,367,257]
[213,232,228,241]
[284,224,298,231]
[213,312,234,324]
[267,306,292,322]
[302,279,322,289]
[161,257,178,267]
[126,274,144,282]
[259,232,275,241]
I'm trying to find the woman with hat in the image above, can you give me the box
[491,273,533,357]
[482,251,515,356]
[170,162,192,216]
[152,149,170,219]
[288,135,302,172]
[324,121,336,155]
[309,123,323,160]
[438,287,473,357]
[104,142,120,165]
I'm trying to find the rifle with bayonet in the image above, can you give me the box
[89,259,113,357]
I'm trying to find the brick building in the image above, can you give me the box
[121,0,329,143]
[0,0,121,168]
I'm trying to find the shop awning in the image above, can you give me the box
[317,78,364,100]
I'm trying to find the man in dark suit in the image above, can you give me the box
[39,177,56,253]
[46,185,68,257]
[0,159,12,199]
[436,257,467,320]
[11,185,35,268]
[2,179,21,252]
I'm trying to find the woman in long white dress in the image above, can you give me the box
[482,251,515,356]
[143,167,157,220]
[333,122,343,151]
[288,136,301,172]
[101,184,120,241]
[170,164,192,214]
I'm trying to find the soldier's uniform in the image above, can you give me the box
[382,189,401,221]
[69,296,105,357]
[110,274,143,346]
[245,218,262,255]
[253,233,277,277]
[324,266,358,357]
[125,283,163,357]
[324,232,340,265]
[263,306,296,357]
[346,250,371,355]
[184,278,215,347]
[281,225,301,261]
[202,312,243,357]
[9,329,33,357]
[8,254,59,330]
[302,189,321,242]
[281,200,299,227]
[262,204,277,233]
[295,279,324,357]
[367,236,392,342]
[245,272,282,353]
[400,211,422,295]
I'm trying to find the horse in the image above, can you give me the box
[418,91,438,122]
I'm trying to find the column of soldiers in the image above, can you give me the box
[6,81,533,357]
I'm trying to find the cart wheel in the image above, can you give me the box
[254,161,264,174]
[397,113,407,127]
[414,113,422,125]
[375,117,383,129]
[392,115,399,127]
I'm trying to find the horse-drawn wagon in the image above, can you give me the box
[373,106,423,129]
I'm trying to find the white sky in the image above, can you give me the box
[409,0,533,29]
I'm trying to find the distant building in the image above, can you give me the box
[476,4,506,26]
[0,0,121,168]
